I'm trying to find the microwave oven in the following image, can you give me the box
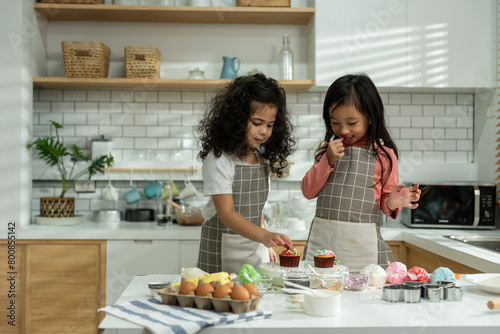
[403,184,496,229]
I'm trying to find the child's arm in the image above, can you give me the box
[212,194,294,250]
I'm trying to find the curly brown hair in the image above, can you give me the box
[197,74,295,178]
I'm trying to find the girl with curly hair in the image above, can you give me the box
[196,74,295,274]
[302,73,421,269]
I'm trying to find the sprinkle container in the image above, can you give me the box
[345,270,370,291]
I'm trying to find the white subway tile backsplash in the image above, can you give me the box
[159,114,182,126]
[87,114,111,126]
[99,102,122,113]
[39,113,62,125]
[298,92,321,104]
[182,91,205,103]
[457,94,473,105]
[389,93,411,105]
[445,151,469,163]
[111,90,134,103]
[52,101,75,113]
[181,114,202,126]
[33,101,50,114]
[146,126,169,138]
[134,91,158,103]
[146,103,170,113]
[434,140,457,151]
[135,138,157,149]
[401,105,422,117]
[159,91,182,102]
[400,128,422,139]
[76,102,99,114]
[296,115,322,127]
[309,104,323,116]
[32,87,476,218]
[411,116,434,128]
[63,90,86,101]
[384,105,400,116]
[39,90,62,101]
[134,114,158,126]
[423,105,445,116]
[123,102,146,114]
[111,114,134,125]
[75,126,100,138]
[170,103,194,114]
[435,94,457,105]
[445,128,468,139]
[158,138,181,149]
[389,116,411,127]
[411,94,434,105]
[64,113,87,125]
[88,90,111,102]
[422,151,445,163]
[290,104,309,114]
[123,126,146,137]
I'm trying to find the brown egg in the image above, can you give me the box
[213,284,232,299]
[225,282,235,290]
[195,282,215,297]
[243,283,259,297]
[230,286,250,301]
[209,281,217,288]
[178,281,197,295]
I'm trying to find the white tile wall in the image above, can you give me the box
[31,89,475,217]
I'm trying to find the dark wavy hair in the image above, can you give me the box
[316,73,398,185]
[197,73,295,178]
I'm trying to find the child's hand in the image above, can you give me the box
[262,231,293,250]
[387,183,421,211]
[268,247,277,262]
[326,137,345,167]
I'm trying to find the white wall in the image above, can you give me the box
[0,0,36,229]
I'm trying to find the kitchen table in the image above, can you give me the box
[99,274,500,334]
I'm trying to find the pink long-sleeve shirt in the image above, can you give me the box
[301,139,400,219]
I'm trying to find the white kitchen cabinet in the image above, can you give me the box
[314,0,408,87]
[106,239,180,305]
[179,239,200,270]
[314,0,496,88]
[406,0,496,88]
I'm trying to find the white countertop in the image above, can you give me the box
[99,274,500,334]
[8,221,500,272]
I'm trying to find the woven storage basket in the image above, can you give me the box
[125,46,161,79]
[62,41,110,78]
[237,0,290,6]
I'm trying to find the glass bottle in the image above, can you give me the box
[279,34,294,80]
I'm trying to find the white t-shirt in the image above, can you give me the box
[201,151,266,220]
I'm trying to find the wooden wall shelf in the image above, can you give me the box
[33,77,315,91]
[33,4,315,25]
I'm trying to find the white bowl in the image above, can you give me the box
[303,290,341,317]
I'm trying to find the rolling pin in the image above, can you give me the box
[487,297,500,310]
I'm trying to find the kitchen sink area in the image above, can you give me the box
[444,235,500,254]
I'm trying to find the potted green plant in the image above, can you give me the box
[28,120,114,218]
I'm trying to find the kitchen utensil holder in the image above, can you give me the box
[125,46,161,79]
[62,41,110,78]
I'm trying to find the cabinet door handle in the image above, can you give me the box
[133,240,153,244]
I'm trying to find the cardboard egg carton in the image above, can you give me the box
[157,279,262,314]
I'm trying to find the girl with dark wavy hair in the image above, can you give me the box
[301,73,421,269]
[197,74,295,274]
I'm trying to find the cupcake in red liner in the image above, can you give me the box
[313,249,335,268]
[279,249,300,267]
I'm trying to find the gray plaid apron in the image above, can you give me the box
[304,145,395,269]
[197,160,269,274]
